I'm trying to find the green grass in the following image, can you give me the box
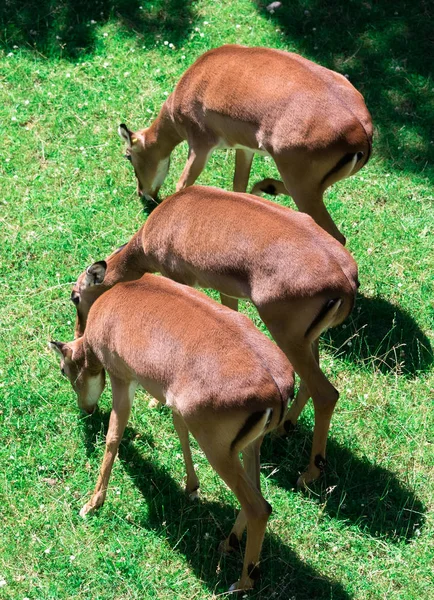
[1,0,433,598]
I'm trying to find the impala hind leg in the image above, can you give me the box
[261,320,338,486]
[289,186,346,245]
[277,340,319,436]
[220,437,263,553]
[172,412,200,499]
[233,149,254,192]
[219,456,270,592]
[176,140,215,191]
[286,348,338,488]
[271,157,346,244]
[275,378,310,437]
[191,428,270,592]
[80,377,136,517]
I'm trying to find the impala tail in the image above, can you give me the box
[304,298,344,342]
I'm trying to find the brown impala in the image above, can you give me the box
[119,44,372,244]
[71,186,359,487]
[51,274,294,592]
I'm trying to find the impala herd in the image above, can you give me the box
[50,45,373,592]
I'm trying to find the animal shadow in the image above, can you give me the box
[140,193,161,215]
[81,409,352,598]
[0,0,196,59]
[324,292,433,377]
[262,422,426,543]
[254,0,434,177]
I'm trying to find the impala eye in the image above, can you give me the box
[61,367,66,377]
[124,153,132,162]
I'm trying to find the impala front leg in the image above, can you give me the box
[80,377,136,517]
[172,411,200,498]
[176,141,214,191]
[233,149,254,192]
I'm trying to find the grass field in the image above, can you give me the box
[1,0,433,598]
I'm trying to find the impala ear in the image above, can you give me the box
[83,261,107,289]
[48,340,73,360]
[118,123,135,148]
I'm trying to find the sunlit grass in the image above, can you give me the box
[0,0,433,598]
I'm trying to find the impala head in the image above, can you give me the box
[71,260,108,338]
[49,339,106,414]
[118,123,170,201]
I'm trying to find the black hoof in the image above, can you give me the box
[314,454,327,471]
[229,532,240,551]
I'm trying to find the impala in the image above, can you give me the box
[119,44,372,243]
[51,274,294,592]
[71,186,359,486]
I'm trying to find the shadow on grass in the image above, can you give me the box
[140,194,161,215]
[254,0,434,178]
[81,410,352,599]
[0,0,195,59]
[324,293,433,377]
[261,423,426,544]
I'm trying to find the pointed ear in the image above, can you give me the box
[118,123,135,148]
[48,341,73,360]
[83,261,107,289]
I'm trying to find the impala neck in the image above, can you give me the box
[82,339,104,375]
[104,225,154,286]
[145,99,183,157]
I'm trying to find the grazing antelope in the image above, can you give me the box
[71,186,359,487]
[50,274,294,592]
[118,44,372,244]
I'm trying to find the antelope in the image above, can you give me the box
[50,274,294,592]
[71,186,359,487]
[118,44,373,244]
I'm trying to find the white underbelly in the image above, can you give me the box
[216,139,270,157]
[139,377,167,405]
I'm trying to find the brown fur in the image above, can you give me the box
[119,45,373,243]
[51,275,294,592]
[71,186,359,485]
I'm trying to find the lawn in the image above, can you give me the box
[0,0,433,598]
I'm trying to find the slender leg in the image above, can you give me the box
[220,293,239,312]
[290,188,346,245]
[233,149,254,192]
[280,340,319,432]
[190,423,270,592]
[172,411,200,498]
[287,347,338,488]
[304,401,336,487]
[277,378,310,435]
[261,318,338,487]
[80,377,137,517]
[176,143,214,191]
[214,456,270,592]
[220,437,263,552]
